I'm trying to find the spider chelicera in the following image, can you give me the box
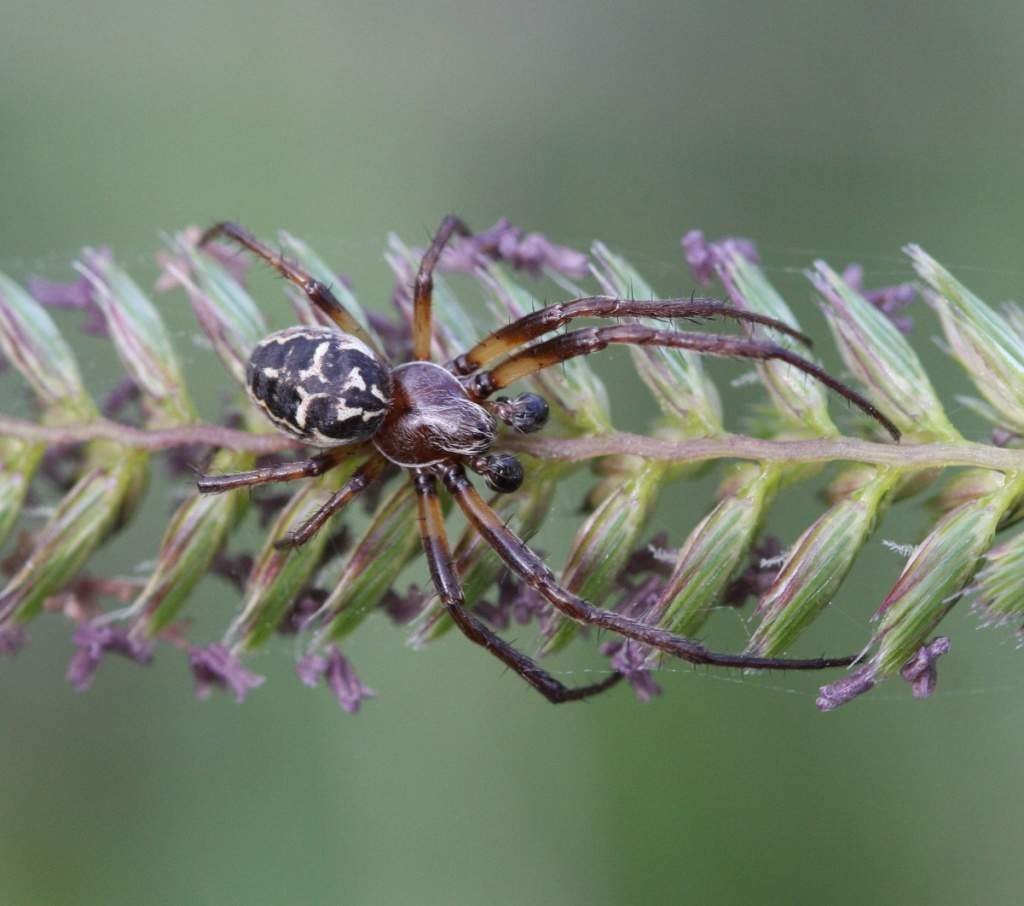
[196,216,899,704]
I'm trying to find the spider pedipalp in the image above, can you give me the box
[490,392,550,434]
[469,452,525,493]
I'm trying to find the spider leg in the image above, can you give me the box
[413,470,623,703]
[449,296,811,374]
[275,455,387,549]
[465,323,900,441]
[197,447,360,494]
[440,462,857,671]
[411,214,470,361]
[200,221,383,356]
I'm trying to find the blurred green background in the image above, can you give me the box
[4,2,1024,904]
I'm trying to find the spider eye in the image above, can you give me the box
[495,393,549,433]
[472,453,525,493]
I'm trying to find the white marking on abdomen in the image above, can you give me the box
[294,386,315,428]
[298,342,330,381]
[341,367,366,392]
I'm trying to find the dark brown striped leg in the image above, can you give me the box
[275,456,388,549]
[200,221,381,354]
[465,324,899,441]
[197,448,358,494]
[413,471,623,703]
[412,215,470,361]
[441,462,858,671]
[449,296,811,375]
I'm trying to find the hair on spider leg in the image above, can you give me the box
[180,460,205,479]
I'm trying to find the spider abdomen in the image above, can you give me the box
[246,326,392,446]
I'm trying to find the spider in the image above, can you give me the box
[196,216,899,703]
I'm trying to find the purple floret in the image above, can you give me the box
[67,623,154,692]
[188,643,265,703]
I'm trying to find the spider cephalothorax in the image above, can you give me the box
[197,216,900,704]
[373,361,496,465]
